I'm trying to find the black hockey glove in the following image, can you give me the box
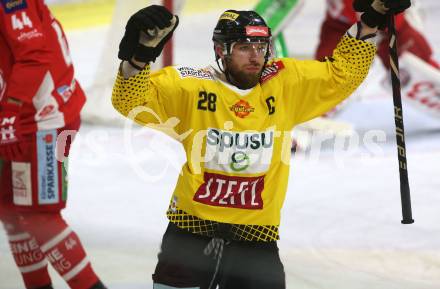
[353,0,411,29]
[118,5,179,63]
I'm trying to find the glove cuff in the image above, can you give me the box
[133,44,158,63]
[128,59,147,70]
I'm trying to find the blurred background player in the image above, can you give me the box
[0,1,106,289]
[317,0,438,68]
[316,0,440,117]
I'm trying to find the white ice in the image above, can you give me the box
[1,1,440,288]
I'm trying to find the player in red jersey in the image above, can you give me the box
[0,1,105,289]
[317,0,438,68]
[316,0,440,118]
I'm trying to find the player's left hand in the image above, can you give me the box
[383,0,411,14]
[0,103,23,160]
[353,0,411,29]
[118,5,179,64]
[354,0,411,14]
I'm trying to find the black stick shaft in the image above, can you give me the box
[388,15,414,224]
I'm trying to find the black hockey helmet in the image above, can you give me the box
[213,10,272,62]
[213,10,272,45]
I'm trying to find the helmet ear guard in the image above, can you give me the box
[213,41,232,59]
[213,41,230,74]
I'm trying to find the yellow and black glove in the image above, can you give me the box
[118,5,179,64]
[353,0,411,29]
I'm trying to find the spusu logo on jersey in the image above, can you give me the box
[204,127,274,174]
[194,127,275,209]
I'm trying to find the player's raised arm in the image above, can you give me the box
[118,5,179,75]
[355,0,410,30]
[282,0,411,125]
[111,5,179,125]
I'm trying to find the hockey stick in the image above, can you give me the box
[388,14,414,224]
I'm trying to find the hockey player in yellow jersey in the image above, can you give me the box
[112,1,410,288]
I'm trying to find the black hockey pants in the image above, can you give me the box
[152,222,286,289]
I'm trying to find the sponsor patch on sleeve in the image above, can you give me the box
[56,79,76,102]
[175,66,214,80]
[260,60,285,83]
[1,0,27,14]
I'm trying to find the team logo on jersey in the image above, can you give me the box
[0,70,6,102]
[175,66,213,80]
[37,130,59,205]
[204,127,274,174]
[260,60,285,83]
[229,99,255,118]
[0,115,18,143]
[194,172,264,209]
[57,79,76,102]
[34,94,61,125]
[219,11,239,21]
[1,0,27,13]
[37,105,55,119]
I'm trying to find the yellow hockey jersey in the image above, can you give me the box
[112,35,376,241]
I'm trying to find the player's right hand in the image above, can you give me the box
[353,0,411,29]
[118,5,179,64]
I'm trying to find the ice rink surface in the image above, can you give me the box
[1,1,440,288]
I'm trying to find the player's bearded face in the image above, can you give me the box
[225,42,267,89]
